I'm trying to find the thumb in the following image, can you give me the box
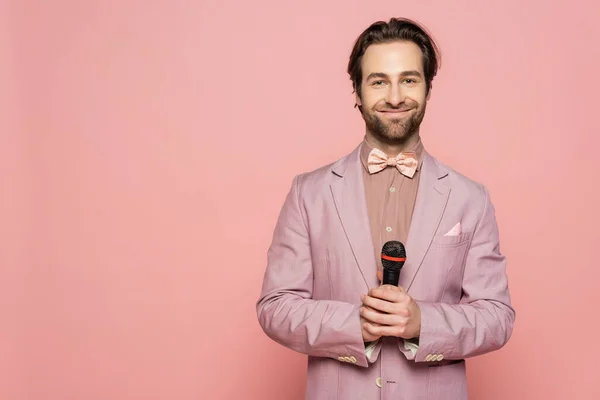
[376,269,383,284]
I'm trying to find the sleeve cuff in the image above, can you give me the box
[364,339,382,363]
[403,338,419,358]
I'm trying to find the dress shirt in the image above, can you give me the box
[359,136,425,361]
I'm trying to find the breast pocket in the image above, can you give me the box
[430,232,472,247]
[420,232,472,301]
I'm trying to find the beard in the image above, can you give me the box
[360,100,426,146]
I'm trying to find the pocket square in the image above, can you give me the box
[444,222,462,236]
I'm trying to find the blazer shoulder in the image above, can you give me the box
[294,150,353,189]
[431,156,489,202]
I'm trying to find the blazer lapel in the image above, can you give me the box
[402,152,450,291]
[330,144,378,290]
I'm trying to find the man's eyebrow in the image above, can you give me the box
[365,70,423,80]
[365,72,388,80]
[400,70,423,78]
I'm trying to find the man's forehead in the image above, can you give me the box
[361,41,424,74]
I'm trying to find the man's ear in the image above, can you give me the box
[426,85,432,101]
[354,85,362,107]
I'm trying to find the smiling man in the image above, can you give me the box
[257,18,515,400]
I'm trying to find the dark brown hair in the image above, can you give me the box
[347,17,441,100]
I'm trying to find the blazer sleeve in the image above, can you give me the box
[256,175,370,368]
[408,185,515,362]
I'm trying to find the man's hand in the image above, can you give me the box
[359,280,421,339]
[360,309,382,342]
[361,270,384,342]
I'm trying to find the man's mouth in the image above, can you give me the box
[378,108,413,115]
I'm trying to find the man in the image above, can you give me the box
[256,17,514,400]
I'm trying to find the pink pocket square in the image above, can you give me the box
[444,222,462,236]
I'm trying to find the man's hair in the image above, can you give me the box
[347,17,441,100]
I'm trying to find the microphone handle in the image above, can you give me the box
[382,268,400,286]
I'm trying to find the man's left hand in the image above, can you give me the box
[360,284,421,339]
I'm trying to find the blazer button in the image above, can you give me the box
[376,377,382,388]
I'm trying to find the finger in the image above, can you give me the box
[361,316,381,327]
[362,295,396,313]
[360,306,404,325]
[362,305,380,314]
[362,303,410,320]
[363,322,399,338]
[363,321,384,336]
[376,269,383,283]
[380,285,406,293]
[361,307,383,326]
[369,286,406,303]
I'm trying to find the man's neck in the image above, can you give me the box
[364,131,421,156]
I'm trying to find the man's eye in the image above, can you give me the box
[404,79,416,84]
[373,80,384,86]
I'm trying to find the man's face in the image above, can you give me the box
[355,41,430,145]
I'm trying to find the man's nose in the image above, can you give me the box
[386,85,404,107]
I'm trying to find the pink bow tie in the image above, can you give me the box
[367,148,418,178]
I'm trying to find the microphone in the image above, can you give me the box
[381,241,406,286]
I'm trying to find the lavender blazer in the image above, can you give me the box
[256,143,515,399]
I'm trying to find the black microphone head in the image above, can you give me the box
[381,241,406,271]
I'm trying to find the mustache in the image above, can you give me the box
[376,101,418,112]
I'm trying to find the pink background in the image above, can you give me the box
[2,0,599,399]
